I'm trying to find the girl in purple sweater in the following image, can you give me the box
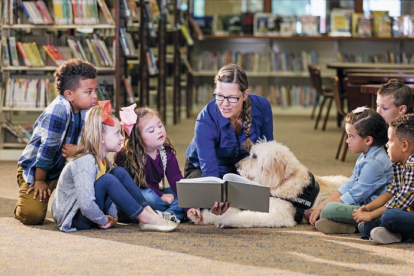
[114,104,202,223]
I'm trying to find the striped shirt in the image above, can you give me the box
[385,155,414,210]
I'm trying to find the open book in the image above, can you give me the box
[176,174,269,212]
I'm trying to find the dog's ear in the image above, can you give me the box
[261,151,286,187]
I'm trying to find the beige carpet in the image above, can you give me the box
[1,113,413,275]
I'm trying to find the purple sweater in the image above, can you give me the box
[114,147,183,197]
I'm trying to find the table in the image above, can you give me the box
[360,84,414,108]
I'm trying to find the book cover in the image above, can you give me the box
[96,0,115,25]
[180,25,194,46]
[226,14,242,35]
[123,78,135,104]
[35,1,54,24]
[176,173,270,212]
[254,13,280,36]
[214,14,228,36]
[279,15,297,36]
[241,12,254,35]
[329,10,352,37]
[16,41,31,67]
[300,15,320,36]
[192,16,214,35]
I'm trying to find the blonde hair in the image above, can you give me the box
[118,106,175,188]
[214,63,253,152]
[70,105,116,167]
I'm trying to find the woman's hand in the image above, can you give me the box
[187,208,203,223]
[210,202,230,216]
[161,194,175,204]
[100,215,118,229]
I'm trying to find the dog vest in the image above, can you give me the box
[273,172,320,223]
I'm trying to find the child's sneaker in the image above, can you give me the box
[370,227,402,244]
[155,210,180,224]
[358,222,364,233]
[315,218,356,234]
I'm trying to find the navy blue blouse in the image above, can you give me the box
[186,94,273,178]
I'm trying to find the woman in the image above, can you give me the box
[185,63,274,215]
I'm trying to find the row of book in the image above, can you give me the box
[2,119,33,144]
[337,52,414,64]
[270,51,318,73]
[330,9,414,38]
[195,50,318,73]
[1,36,114,67]
[4,78,57,108]
[193,84,316,108]
[4,77,114,108]
[2,0,115,25]
[196,51,261,72]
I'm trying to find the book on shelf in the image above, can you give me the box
[371,11,392,38]
[351,13,373,37]
[279,15,297,36]
[226,14,243,35]
[35,1,54,24]
[96,0,115,25]
[68,38,86,61]
[8,37,20,66]
[123,78,135,104]
[143,2,158,38]
[213,14,228,36]
[192,16,214,35]
[299,15,320,36]
[254,13,280,36]
[146,49,158,75]
[53,0,73,25]
[176,173,270,212]
[43,45,66,65]
[148,0,161,20]
[241,12,254,35]
[16,41,32,67]
[21,1,48,25]
[2,120,30,144]
[119,28,137,57]
[178,47,193,74]
[2,37,10,67]
[71,0,99,25]
[329,9,352,37]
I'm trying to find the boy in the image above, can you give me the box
[15,59,98,225]
[353,114,414,244]
[376,79,412,124]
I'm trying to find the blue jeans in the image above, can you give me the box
[362,209,414,241]
[140,187,185,221]
[71,167,149,230]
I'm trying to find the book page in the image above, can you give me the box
[223,173,260,186]
[178,176,224,183]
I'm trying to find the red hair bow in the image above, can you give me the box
[97,100,114,126]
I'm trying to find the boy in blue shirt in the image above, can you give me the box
[15,59,98,225]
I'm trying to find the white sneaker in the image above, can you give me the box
[358,222,364,233]
[370,227,402,244]
[155,210,180,224]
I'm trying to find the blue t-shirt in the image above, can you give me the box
[186,94,273,178]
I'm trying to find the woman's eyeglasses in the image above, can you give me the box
[213,93,240,103]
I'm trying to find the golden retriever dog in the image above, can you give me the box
[188,140,348,228]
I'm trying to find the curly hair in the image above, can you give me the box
[345,108,388,147]
[54,58,97,95]
[377,79,412,107]
[118,107,175,188]
[390,114,414,144]
[214,63,253,151]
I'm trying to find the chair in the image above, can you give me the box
[308,65,334,130]
[331,77,348,161]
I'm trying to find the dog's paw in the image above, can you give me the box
[214,217,229,228]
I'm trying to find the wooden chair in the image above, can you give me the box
[308,65,334,130]
[331,77,348,161]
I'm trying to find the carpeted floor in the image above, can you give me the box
[1,113,413,275]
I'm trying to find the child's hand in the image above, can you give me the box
[62,144,78,158]
[99,215,118,229]
[187,208,203,223]
[27,180,51,202]
[161,194,175,204]
[309,203,324,226]
[352,209,372,223]
[210,202,230,215]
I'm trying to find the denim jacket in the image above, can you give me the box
[338,145,393,205]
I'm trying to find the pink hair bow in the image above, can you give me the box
[97,100,114,126]
[119,103,137,136]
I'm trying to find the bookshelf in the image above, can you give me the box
[0,0,121,160]
[190,34,414,109]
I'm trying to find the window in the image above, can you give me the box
[363,0,401,16]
